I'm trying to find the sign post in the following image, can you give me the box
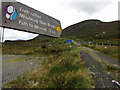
[1,1,62,37]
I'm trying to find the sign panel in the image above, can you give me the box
[2,1,62,37]
[66,40,72,43]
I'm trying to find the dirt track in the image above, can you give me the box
[80,46,120,88]
[81,51,117,88]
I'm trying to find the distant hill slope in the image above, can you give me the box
[61,19,120,39]
[4,19,119,43]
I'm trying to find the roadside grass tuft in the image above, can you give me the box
[4,58,27,63]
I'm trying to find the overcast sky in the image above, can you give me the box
[1,0,119,41]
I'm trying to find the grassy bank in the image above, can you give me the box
[83,44,119,61]
[3,38,93,88]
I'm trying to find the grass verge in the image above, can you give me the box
[3,38,93,88]
[83,44,119,61]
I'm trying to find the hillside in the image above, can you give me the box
[61,19,120,40]
[2,19,120,88]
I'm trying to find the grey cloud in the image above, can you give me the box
[68,2,111,15]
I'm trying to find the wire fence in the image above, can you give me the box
[80,41,120,46]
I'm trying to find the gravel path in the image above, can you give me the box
[80,51,119,88]
[2,55,47,86]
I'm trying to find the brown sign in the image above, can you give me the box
[2,1,62,37]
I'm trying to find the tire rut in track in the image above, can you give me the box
[80,51,118,88]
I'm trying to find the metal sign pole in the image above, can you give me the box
[2,28,5,43]
[0,27,1,43]
[1,27,5,43]
[0,27,3,43]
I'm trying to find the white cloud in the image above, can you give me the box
[3,28,38,41]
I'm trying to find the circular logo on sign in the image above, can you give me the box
[4,5,18,20]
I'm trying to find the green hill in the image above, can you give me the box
[61,19,120,40]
